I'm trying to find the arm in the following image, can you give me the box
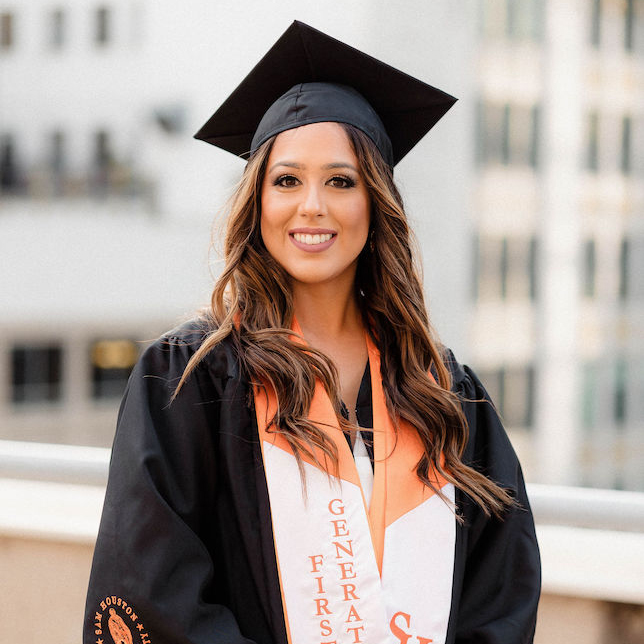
[83,332,260,644]
[447,358,541,644]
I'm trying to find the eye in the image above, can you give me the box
[274,174,299,188]
[328,175,356,189]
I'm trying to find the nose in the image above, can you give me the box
[297,182,326,218]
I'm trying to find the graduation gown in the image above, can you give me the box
[84,320,540,644]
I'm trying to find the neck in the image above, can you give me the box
[292,279,362,340]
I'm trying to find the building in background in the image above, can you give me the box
[472,0,644,490]
[0,0,219,445]
[0,0,642,491]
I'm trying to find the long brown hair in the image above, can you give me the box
[177,123,514,518]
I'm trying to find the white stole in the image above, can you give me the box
[255,331,455,644]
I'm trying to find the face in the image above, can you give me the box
[260,122,370,291]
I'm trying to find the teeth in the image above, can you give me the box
[293,233,333,245]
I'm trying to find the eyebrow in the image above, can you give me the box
[324,162,359,172]
[267,161,360,173]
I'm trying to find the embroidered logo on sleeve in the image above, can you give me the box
[93,596,152,644]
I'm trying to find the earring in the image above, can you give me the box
[369,229,375,253]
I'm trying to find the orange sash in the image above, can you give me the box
[255,327,455,644]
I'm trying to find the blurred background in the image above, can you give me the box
[0,0,643,642]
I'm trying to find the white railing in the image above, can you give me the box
[0,439,109,486]
[1,439,644,533]
[528,482,644,533]
[2,439,644,604]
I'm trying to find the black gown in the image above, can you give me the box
[84,320,540,644]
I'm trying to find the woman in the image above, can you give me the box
[84,21,540,644]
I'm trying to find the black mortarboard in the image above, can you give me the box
[194,20,457,167]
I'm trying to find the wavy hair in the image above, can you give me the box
[177,123,514,518]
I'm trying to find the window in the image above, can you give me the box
[503,365,535,427]
[479,368,503,410]
[620,237,644,301]
[51,131,65,174]
[50,8,65,49]
[91,339,138,399]
[626,0,636,50]
[477,101,508,165]
[621,116,632,174]
[633,0,644,54]
[475,236,504,300]
[586,111,600,172]
[581,362,598,429]
[528,237,538,300]
[623,0,644,52]
[94,130,111,169]
[475,235,538,301]
[0,12,13,49]
[509,104,540,167]
[633,117,644,174]
[92,129,112,194]
[50,130,66,194]
[500,238,509,298]
[506,0,542,41]
[614,358,627,426]
[11,345,63,404]
[593,0,644,53]
[509,236,537,300]
[583,239,597,297]
[0,134,20,193]
[619,238,629,301]
[95,6,110,45]
[591,0,602,47]
[585,111,627,173]
[480,0,542,41]
[478,365,535,429]
[477,101,539,167]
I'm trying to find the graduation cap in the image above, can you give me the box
[194,20,457,167]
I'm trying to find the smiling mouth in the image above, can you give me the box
[291,232,335,246]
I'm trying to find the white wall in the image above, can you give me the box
[1,0,473,348]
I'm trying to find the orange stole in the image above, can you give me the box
[254,330,455,644]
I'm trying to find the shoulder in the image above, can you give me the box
[134,315,241,384]
[441,347,487,402]
[112,317,247,458]
[442,347,523,492]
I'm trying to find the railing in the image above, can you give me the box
[1,439,644,533]
[528,482,644,533]
[0,439,109,486]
